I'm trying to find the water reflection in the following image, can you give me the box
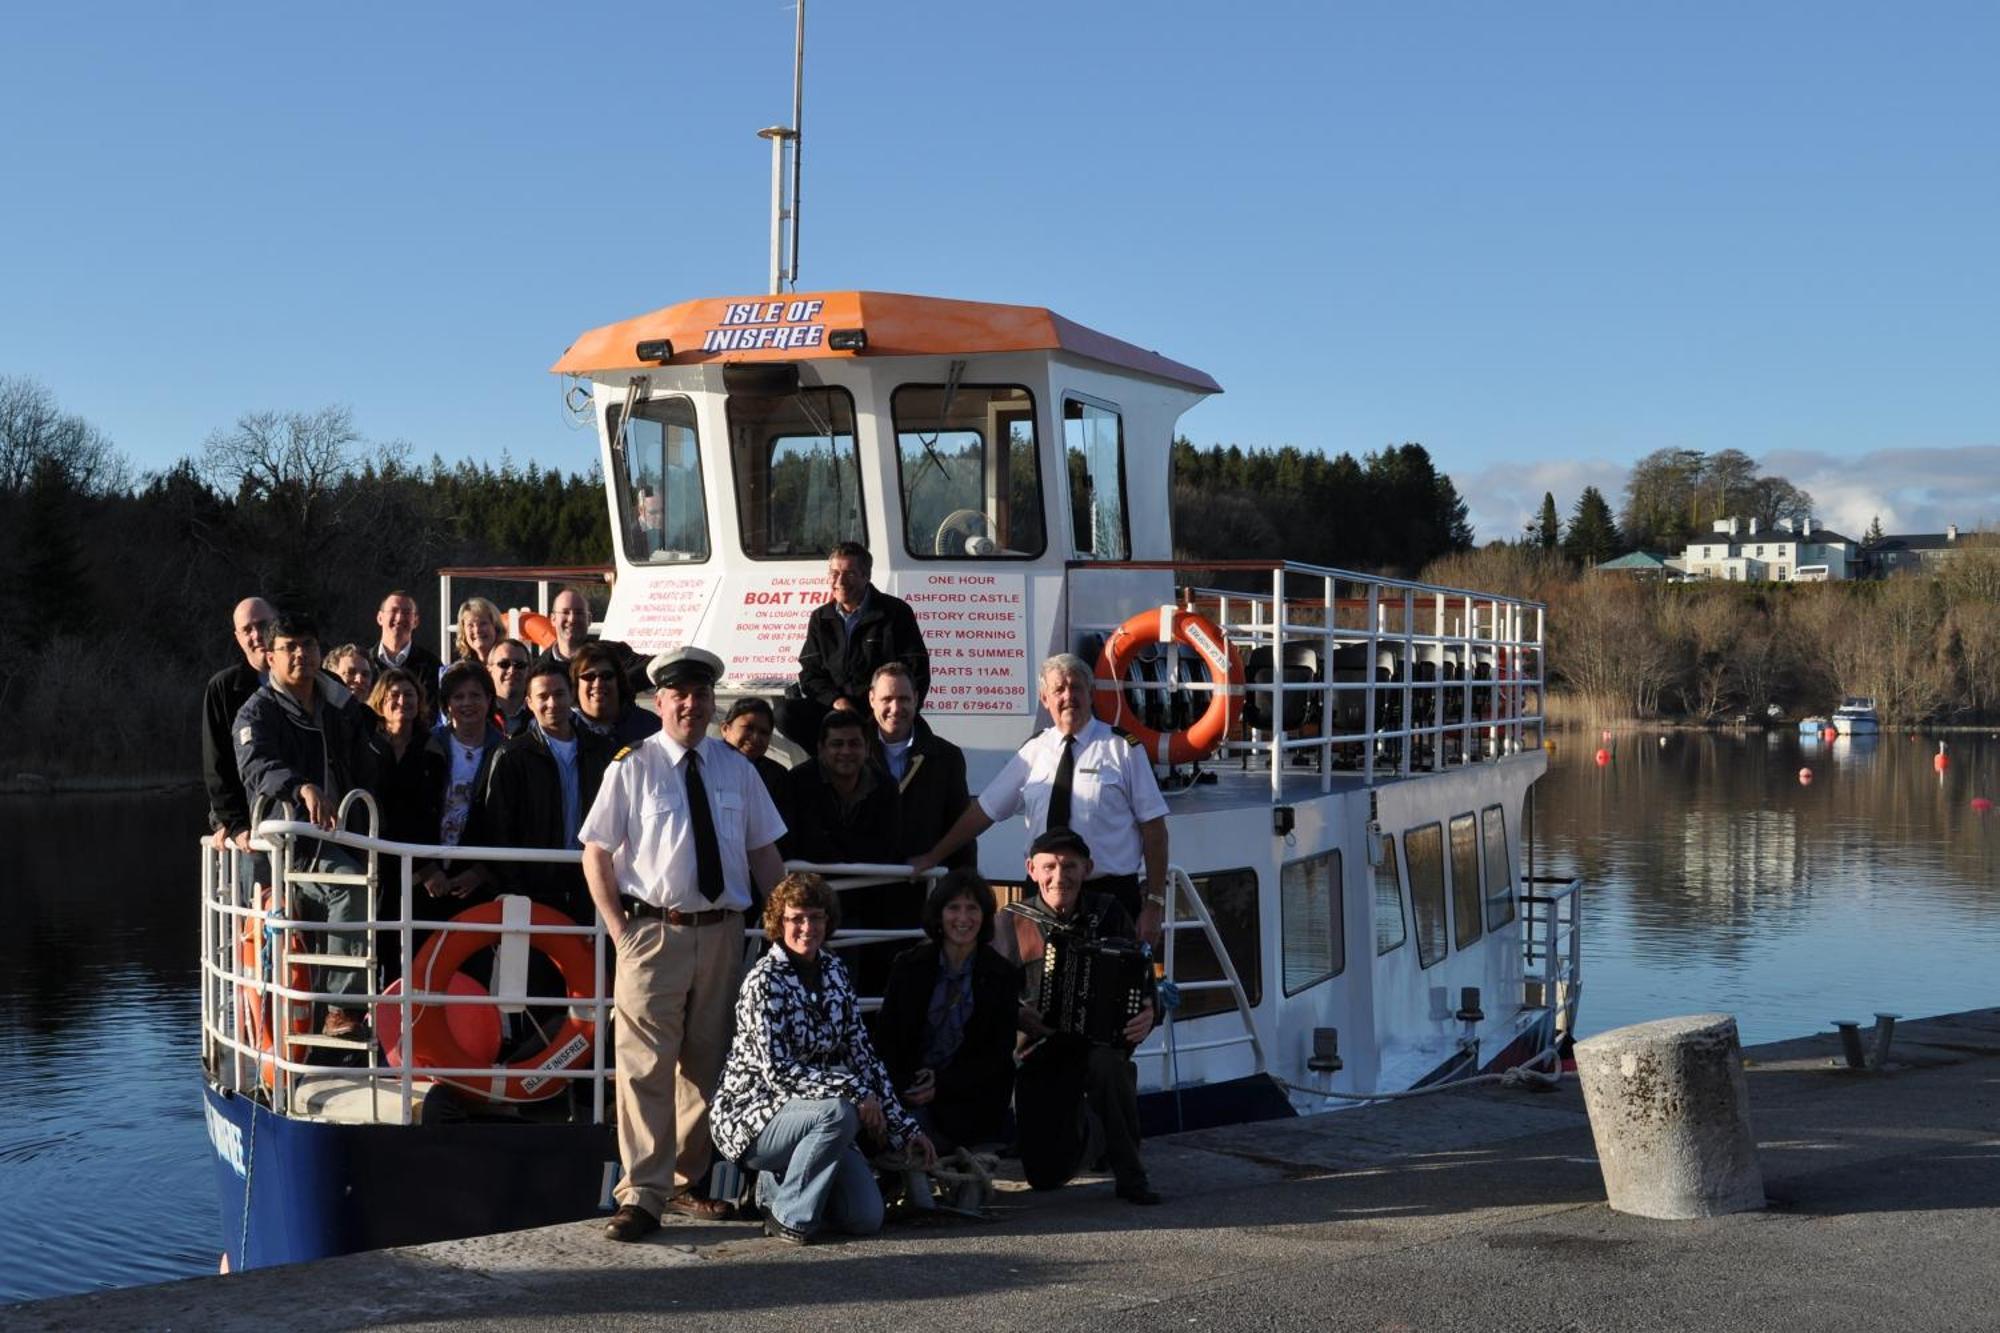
[1538,731,2000,1043]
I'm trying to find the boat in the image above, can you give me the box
[197,18,1579,1275]
[1832,697,1879,734]
[1798,716,1830,734]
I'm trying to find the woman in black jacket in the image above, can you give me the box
[874,871,1021,1153]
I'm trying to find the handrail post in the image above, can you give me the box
[438,572,453,664]
[1270,564,1284,799]
[399,853,415,1126]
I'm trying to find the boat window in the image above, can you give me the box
[727,384,864,559]
[1404,823,1447,969]
[1170,867,1261,1019]
[891,384,1046,559]
[1450,812,1483,950]
[1481,805,1515,929]
[1373,833,1407,956]
[608,397,710,563]
[1062,396,1129,560]
[1280,850,1343,995]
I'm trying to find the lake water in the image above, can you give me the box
[4,732,1999,1304]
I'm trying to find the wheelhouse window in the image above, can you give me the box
[1062,396,1129,560]
[1405,823,1447,969]
[1373,834,1407,956]
[1171,867,1261,1019]
[1482,805,1516,929]
[1281,851,1343,996]
[892,384,1045,559]
[727,383,864,559]
[1450,812,1483,950]
[608,397,709,563]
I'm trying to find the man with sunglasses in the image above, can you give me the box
[488,637,534,736]
[203,596,276,851]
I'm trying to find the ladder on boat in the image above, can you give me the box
[1134,864,1267,1091]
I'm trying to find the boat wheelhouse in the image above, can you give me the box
[200,288,1580,1272]
[1831,697,1880,734]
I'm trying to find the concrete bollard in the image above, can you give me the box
[1573,1013,1765,1219]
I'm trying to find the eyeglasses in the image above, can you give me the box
[493,659,528,672]
[578,670,618,685]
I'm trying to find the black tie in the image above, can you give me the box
[1046,735,1077,833]
[683,749,725,903]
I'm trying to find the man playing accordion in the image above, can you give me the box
[999,829,1162,1205]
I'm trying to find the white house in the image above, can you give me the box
[1677,516,1857,582]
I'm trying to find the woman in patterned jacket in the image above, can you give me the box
[710,872,935,1244]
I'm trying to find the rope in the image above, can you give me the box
[237,1095,258,1268]
[871,1145,1001,1215]
[1271,1044,1564,1105]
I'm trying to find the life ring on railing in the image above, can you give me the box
[1092,606,1245,766]
[511,609,557,649]
[234,899,310,1089]
[400,899,597,1103]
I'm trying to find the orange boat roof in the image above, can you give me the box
[549,290,1221,393]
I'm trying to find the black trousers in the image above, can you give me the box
[1015,1036,1146,1191]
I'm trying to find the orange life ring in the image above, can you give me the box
[1092,606,1245,765]
[402,900,598,1102]
[513,609,557,649]
[234,900,310,1089]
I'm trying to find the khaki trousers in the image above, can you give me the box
[611,912,743,1215]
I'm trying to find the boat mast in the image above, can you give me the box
[757,0,805,294]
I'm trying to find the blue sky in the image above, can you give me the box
[5,2,1997,542]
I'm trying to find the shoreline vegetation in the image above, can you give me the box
[6,378,1996,782]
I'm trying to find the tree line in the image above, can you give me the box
[0,376,608,777]
[1527,448,1821,566]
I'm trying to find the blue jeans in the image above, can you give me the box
[290,843,366,1001]
[742,1098,884,1237]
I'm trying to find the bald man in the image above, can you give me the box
[203,596,276,850]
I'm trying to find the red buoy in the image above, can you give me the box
[1594,748,1611,767]
[1971,797,1993,813]
[1798,767,1814,785]
[1934,742,1950,773]
[1821,726,1838,742]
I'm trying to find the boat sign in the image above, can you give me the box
[205,1100,246,1177]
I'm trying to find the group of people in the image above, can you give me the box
[201,540,1175,1245]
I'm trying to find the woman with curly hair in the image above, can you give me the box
[710,872,933,1244]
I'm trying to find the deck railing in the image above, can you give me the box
[1520,874,1583,1045]
[434,564,614,661]
[1067,560,1547,793]
[202,815,932,1127]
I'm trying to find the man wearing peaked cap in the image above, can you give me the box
[581,643,787,1241]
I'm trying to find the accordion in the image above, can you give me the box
[1036,932,1153,1046]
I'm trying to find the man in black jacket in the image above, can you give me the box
[778,542,928,746]
[371,590,443,715]
[476,659,612,920]
[233,612,379,1037]
[867,662,972,870]
[203,595,275,850]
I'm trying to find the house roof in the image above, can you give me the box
[1596,551,1671,570]
[1867,532,1960,552]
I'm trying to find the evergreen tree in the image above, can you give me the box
[1866,514,1886,543]
[1537,492,1560,551]
[1562,486,1622,566]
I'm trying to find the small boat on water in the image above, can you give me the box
[196,12,1579,1274]
[1798,716,1830,734]
[1832,698,1880,734]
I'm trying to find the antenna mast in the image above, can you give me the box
[758,1,806,295]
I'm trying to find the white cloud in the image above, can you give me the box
[1457,457,1631,545]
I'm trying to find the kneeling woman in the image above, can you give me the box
[875,871,1020,1152]
[711,873,933,1243]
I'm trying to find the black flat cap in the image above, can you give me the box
[1028,828,1092,860]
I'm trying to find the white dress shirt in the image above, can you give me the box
[976,717,1169,876]
[579,732,786,912]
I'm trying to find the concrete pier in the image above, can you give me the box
[9,1008,2000,1332]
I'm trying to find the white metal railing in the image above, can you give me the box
[435,564,612,662]
[1069,560,1547,794]
[202,817,938,1126]
[1520,874,1582,1044]
[1133,865,1266,1087]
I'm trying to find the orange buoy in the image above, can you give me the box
[1594,748,1610,766]
[1093,606,1244,766]
[512,609,557,648]
[1798,767,1813,785]
[1934,742,1950,773]
[1821,726,1838,742]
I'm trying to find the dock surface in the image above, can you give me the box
[10,1009,2000,1331]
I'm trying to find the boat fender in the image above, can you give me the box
[1091,606,1244,766]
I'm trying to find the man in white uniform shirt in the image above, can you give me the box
[915,653,1168,942]
[582,646,787,1242]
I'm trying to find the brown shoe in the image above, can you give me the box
[322,1008,367,1039]
[663,1193,731,1220]
[604,1204,660,1242]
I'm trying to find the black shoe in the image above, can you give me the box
[604,1204,660,1242]
[761,1207,811,1245]
[1116,1182,1163,1206]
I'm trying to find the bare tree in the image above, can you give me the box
[0,375,127,496]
